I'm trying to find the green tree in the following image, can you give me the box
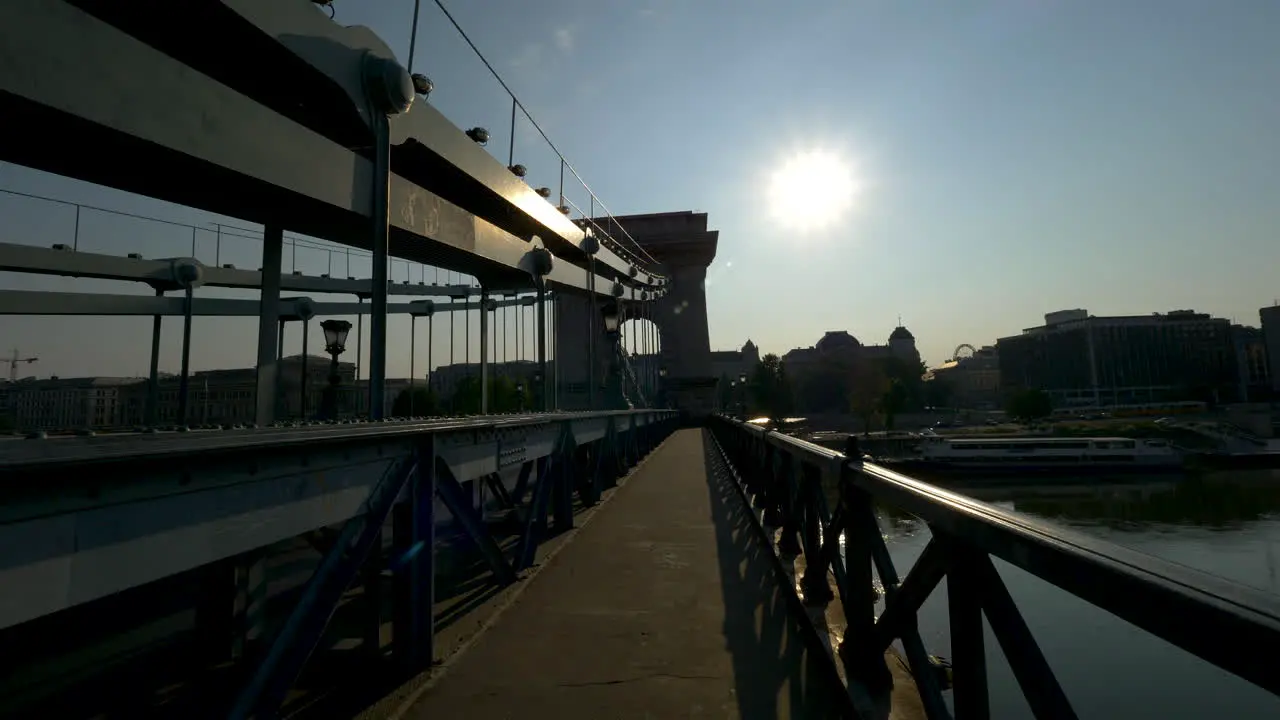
[923,377,954,409]
[849,361,890,435]
[392,387,438,417]
[751,353,793,425]
[879,379,909,431]
[1005,388,1053,421]
[448,375,531,414]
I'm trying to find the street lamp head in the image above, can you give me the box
[603,303,621,333]
[730,380,737,388]
[739,373,747,384]
[659,366,668,378]
[321,319,352,355]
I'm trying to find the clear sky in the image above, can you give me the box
[2,0,1279,380]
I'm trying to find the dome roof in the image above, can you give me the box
[889,326,914,341]
[816,331,860,352]
[742,339,757,352]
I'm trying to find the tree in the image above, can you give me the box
[923,377,953,409]
[849,361,890,435]
[751,353,793,425]
[1005,388,1052,421]
[392,387,438,417]
[448,375,531,414]
[879,379,909,431]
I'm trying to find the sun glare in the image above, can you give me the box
[767,150,857,233]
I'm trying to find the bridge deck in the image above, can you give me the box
[397,429,844,719]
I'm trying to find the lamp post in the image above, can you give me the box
[659,366,669,409]
[320,319,352,420]
[738,372,748,419]
[516,380,525,413]
[603,300,622,408]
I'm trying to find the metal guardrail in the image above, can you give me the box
[1,408,679,717]
[708,416,1280,719]
[0,410,665,471]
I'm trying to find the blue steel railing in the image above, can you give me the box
[708,416,1280,720]
[0,409,678,718]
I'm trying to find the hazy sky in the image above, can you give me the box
[2,0,1279,380]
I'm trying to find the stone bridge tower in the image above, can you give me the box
[554,211,719,416]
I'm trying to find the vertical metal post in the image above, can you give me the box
[409,315,416,416]
[369,114,392,420]
[537,284,547,411]
[480,290,490,414]
[72,205,80,251]
[392,439,434,670]
[176,285,194,427]
[215,224,222,267]
[147,287,163,426]
[426,315,433,396]
[587,258,596,410]
[255,226,284,426]
[356,297,363,382]
[300,320,309,419]
[950,548,990,719]
[190,226,197,257]
[276,320,285,420]
[465,295,471,378]
[508,97,517,167]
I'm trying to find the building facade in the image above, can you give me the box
[929,345,1001,409]
[997,309,1240,407]
[779,326,921,413]
[1261,305,1280,395]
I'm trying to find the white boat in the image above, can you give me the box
[907,434,1184,473]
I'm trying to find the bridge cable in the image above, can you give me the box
[428,0,659,269]
[406,0,423,74]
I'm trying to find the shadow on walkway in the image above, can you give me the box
[701,431,844,720]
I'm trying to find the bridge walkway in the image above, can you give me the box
[395,428,845,719]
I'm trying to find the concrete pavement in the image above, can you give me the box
[399,428,845,719]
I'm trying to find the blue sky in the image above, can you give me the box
[2,0,1278,379]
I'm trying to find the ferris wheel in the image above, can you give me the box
[952,344,976,361]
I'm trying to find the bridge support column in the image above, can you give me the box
[254,226,283,426]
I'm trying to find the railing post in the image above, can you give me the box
[777,454,803,555]
[838,437,893,692]
[799,462,835,604]
[392,437,435,670]
[948,543,990,719]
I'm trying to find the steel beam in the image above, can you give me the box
[0,240,477,298]
[0,289,549,317]
[0,3,661,299]
[255,227,284,426]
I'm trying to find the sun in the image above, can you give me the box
[767,150,858,232]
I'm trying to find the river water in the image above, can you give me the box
[877,468,1280,719]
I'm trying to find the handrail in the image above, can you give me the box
[709,416,1280,716]
[419,0,661,274]
[0,409,677,471]
[0,186,464,284]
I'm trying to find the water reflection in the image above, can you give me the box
[957,470,1280,531]
[867,469,1280,719]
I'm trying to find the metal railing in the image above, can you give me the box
[0,186,469,285]
[1,408,678,718]
[411,0,662,276]
[708,416,1280,719]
